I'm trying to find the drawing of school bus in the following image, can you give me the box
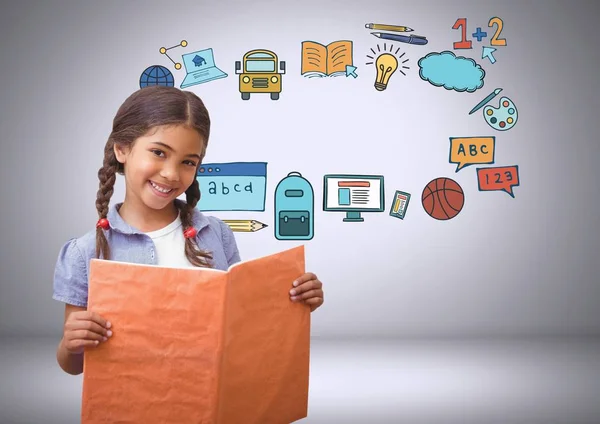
[235,49,286,100]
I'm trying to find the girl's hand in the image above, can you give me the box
[289,272,324,312]
[62,310,112,354]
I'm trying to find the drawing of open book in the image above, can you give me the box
[301,40,354,77]
[82,245,309,424]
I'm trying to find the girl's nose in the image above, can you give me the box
[160,165,180,182]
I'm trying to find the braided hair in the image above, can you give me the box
[95,86,213,267]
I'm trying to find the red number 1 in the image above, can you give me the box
[452,18,472,49]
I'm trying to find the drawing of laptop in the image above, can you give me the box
[180,48,228,89]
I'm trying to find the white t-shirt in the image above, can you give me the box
[144,213,195,268]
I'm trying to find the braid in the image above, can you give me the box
[95,141,118,260]
[179,178,213,267]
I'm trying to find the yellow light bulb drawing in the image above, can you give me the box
[374,53,398,91]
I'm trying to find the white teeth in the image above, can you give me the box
[150,181,172,193]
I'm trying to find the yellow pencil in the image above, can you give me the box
[222,219,268,232]
[365,23,413,32]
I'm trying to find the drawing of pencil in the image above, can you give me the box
[365,23,413,32]
[222,219,268,232]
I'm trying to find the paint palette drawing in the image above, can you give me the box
[483,96,518,131]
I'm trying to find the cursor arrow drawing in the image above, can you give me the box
[482,46,497,64]
[345,65,358,78]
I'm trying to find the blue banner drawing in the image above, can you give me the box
[196,162,267,211]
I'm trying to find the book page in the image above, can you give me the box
[82,260,228,424]
[326,40,352,74]
[217,245,310,424]
[301,41,327,75]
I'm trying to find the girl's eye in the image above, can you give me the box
[150,149,195,166]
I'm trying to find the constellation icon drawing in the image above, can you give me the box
[159,40,188,70]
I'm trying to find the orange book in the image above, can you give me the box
[301,40,353,77]
[82,245,310,424]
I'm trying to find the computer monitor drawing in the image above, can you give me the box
[323,174,385,222]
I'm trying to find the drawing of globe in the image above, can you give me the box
[139,65,174,88]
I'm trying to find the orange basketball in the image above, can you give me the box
[421,177,464,220]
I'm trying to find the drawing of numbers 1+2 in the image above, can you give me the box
[452,17,507,49]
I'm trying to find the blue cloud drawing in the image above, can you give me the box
[418,51,485,92]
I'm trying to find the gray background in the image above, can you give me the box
[1,0,598,338]
[2,1,600,423]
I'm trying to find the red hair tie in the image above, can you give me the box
[183,227,197,238]
[96,218,110,230]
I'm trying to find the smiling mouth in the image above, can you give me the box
[149,180,174,194]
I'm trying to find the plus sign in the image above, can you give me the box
[472,27,487,42]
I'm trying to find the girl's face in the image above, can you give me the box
[114,124,204,212]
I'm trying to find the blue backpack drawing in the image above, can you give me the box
[274,172,314,240]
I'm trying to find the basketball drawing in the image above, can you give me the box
[421,177,465,220]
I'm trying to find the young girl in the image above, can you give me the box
[53,86,324,375]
